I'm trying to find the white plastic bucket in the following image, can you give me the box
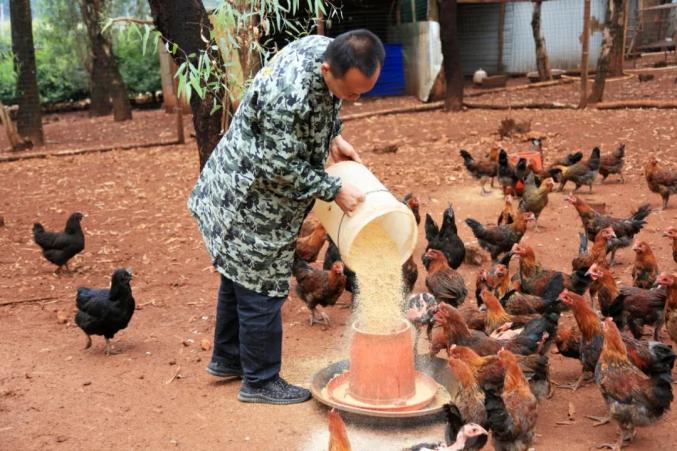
[312,161,417,267]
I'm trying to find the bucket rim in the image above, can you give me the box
[351,318,410,336]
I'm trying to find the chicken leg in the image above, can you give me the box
[554,372,591,391]
[83,334,92,350]
[309,308,330,327]
[480,177,491,196]
[104,338,119,356]
[597,425,633,450]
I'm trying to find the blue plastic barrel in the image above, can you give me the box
[363,44,406,97]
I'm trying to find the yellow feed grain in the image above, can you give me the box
[349,222,405,332]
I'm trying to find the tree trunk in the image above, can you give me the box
[148,0,226,169]
[531,0,551,81]
[438,0,463,111]
[608,0,626,76]
[9,0,44,146]
[589,0,624,103]
[80,0,132,121]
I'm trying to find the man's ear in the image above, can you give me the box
[321,62,331,75]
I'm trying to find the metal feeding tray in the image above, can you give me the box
[310,355,455,420]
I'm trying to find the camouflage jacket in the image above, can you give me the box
[187,35,342,297]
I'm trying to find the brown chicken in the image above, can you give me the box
[460,148,499,195]
[657,273,677,344]
[559,289,675,391]
[554,314,582,360]
[566,193,651,265]
[447,355,487,429]
[632,240,658,289]
[481,288,542,336]
[402,192,421,225]
[663,227,677,264]
[586,263,620,315]
[571,226,615,271]
[489,263,513,300]
[451,344,551,401]
[587,263,666,340]
[327,409,351,451]
[511,244,590,296]
[645,157,677,210]
[553,146,601,192]
[497,194,516,226]
[402,255,419,295]
[595,318,673,450]
[292,258,346,326]
[465,211,535,261]
[485,349,538,451]
[299,214,321,238]
[518,174,555,226]
[295,222,327,263]
[430,303,557,357]
[599,143,625,183]
[425,249,468,307]
[475,264,513,309]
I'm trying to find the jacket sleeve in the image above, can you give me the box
[256,107,341,202]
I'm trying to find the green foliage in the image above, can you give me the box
[32,20,90,103]
[170,1,339,115]
[113,28,161,94]
[0,37,15,103]
[0,0,161,105]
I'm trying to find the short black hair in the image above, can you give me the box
[323,29,385,78]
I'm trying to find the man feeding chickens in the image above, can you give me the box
[187,30,383,405]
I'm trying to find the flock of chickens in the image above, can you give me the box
[26,135,677,450]
[32,212,135,355]
[306,143,677,450]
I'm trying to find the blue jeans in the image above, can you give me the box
[212,275,286,387]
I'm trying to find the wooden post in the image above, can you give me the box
[410,0,416,23]
[579,0,591,108]
[316,10,325,35]
[158,39,178,113]
[497,1,505,73]
[170,65,185,144]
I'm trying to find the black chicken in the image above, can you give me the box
[497,149,515,194]
[75,269,135,355]
[32,212,85,273]
[422,204,466,270]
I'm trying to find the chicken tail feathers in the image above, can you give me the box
[464,218,486,240]
[631,203,652,224]
[32,223,48,247]
[587,147,601,171]
[424,213,439,243]
[649,369,674,418]
[646,341,676,377]
[442,403,464,445]
[459,149,474,168]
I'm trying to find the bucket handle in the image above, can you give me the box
[336,189,391,259]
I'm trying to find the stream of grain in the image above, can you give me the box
[349,221,405,332]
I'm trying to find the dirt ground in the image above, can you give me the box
[1,81,677,450]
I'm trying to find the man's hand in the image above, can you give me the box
[330,135,362,164]
[334,182,365,216]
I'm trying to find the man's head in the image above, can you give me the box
[321,29,385,101]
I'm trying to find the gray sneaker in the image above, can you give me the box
[237,377,311,405]
[206,361,242,378]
